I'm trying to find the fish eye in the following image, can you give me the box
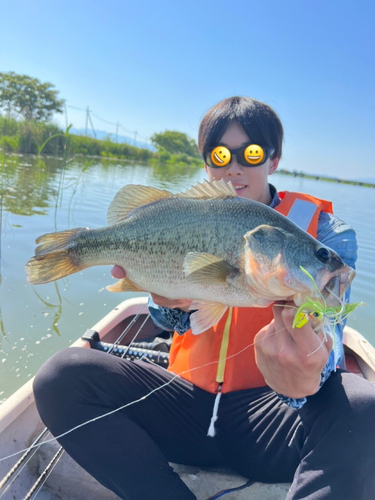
[316,247,331,263]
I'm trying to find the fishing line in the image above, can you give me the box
[3,289,355,466]
[0,328,283,464]
[25,447,65,500]
[2,288,357,466]
[0,429,53,498]
[121,312,150,359]
[0,305,151,498]
[106,303,148,354]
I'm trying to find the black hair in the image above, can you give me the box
[198,96,284,159]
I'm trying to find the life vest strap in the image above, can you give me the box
[216,307,233,383]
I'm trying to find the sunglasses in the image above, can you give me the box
[202,143,275,168]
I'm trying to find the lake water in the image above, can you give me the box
[1,154,374,402]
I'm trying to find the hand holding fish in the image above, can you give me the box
[254,301,333,399]
[111,265,126,279]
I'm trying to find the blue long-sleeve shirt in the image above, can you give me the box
[148,187,358,408]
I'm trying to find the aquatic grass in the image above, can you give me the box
[0,116,155,161]
[0,307,7,343]
[37,124,72,158]
[0,153,4,286]
[49,125,74,229]
[0,156,5,341]
[18,120,65,156]
[0,135,20,152]
[67,159,93,227]
[31,282,65,337]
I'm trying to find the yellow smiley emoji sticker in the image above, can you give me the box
[244,144,265,165]
[210,146,231,167]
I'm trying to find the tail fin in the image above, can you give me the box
[25,228,88,284]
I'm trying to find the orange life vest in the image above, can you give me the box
[167,191,334,394]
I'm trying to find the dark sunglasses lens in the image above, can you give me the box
[206,146,231,168]
[205,144,274,168]
[243,144,266,166]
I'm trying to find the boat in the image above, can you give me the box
[1,297,375,500]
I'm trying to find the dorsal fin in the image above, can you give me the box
[107,180,237,225]
[107,185,173,225]
[180,179,237,199]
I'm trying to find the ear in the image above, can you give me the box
[268,157,280,175]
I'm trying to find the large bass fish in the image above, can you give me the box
[26,180,354,334]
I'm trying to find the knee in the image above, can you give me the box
[34,347,87,393]
[342,372,375,417]
[33,348,97,421]
[334,373,375,447]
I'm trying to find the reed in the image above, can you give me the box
[0,116,64,155]
[0,116,161,163]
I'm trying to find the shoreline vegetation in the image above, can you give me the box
[0,116,202,169]
[0,115,374,188]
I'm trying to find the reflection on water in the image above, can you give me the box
[0,153,374,402]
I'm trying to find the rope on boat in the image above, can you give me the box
[107,303,148,353]
[0,428,49,497]
[23,446,64,500]
[2,303,153,499]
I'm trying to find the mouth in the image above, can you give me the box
[247,156,260,161]
[292,265,356,308]
[321,266,356,306]
[232,184,248,193]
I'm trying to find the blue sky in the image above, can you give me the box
[1,0,374,180]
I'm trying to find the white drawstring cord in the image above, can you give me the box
[207,386,222,437]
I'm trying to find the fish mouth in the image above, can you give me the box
[321,265,356,306]
[292,265,356,308]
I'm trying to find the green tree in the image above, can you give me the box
[151,130,200,158]
[0,71,64,121]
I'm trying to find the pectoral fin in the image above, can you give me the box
[184,252,238,284]
[106,277,143,293]
[189,301,228,334]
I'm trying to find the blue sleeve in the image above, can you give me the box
[278,212,358,409]
[148,296,192,334]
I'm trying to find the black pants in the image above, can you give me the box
[33,347,375,500]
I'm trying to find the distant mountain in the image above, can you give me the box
[69,127,156,151]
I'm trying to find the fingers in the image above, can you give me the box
[111,266,126,279]
[272,302,333,357]
[316,328,333,352]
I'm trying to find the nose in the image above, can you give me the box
[226,154,243,175]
